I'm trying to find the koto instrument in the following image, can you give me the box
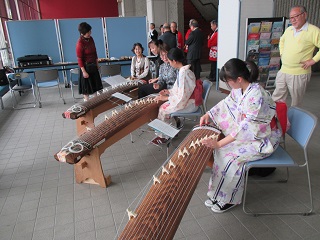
[62,81,142,119]
[118,124,222,240]
[55,96,161,164]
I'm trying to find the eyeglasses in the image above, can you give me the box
[289,12,305,21]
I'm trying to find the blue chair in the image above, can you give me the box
[34,69,66,108]
[170,79,213,124]
[242,107,318,216]
[8,72,37,109]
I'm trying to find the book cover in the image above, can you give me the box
[248,33,260,40]
[269,57,281,65]
[259,45,271,53]
[248,40,260,46]
[260,39,271,45]
[271,32,282,39]
[272,21,283,32]
[247,44,259,54]
[258,58,270,66]
[259,52,271,58]
[260,32,271,40]
[260,21,272,32]
[248,23,261,33]
[270,51,280,57]
[271,38,280,44]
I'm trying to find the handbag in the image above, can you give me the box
[0,69,9,86]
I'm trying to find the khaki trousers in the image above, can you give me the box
[272,71,311,106]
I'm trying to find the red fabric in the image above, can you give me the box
[76,36,98,68]
[184,29,192,53]
[177,31,184,49]
[190,79,203,106]
[208,31,218,61]
[270,101,288,136]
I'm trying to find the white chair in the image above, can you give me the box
[242,107,318,216]
[8,72,37,109]
[34,69,66,108]
[170,79,213,125]
[69,68,82,101]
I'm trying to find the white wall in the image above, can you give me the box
[217,0,274,91]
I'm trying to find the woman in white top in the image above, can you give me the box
[130,42,150,82]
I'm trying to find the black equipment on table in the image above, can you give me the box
[17,55,52,67]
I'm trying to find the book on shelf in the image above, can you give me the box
[260,39,271,45]
[247,44,259,54]
[259,52,271,58]
[260,21,273,32]
[271,38,280,44]
[269,57,281,65]
[248,22,261,33]
[258,57,270,66]
[271,44,279,51]
[248,33,260,40]
[272,21,283,32]
[259,43,271,52]
[248,40,260,46]
[271,32,282,39]
[260,32,271,40]
[270,51,280,57]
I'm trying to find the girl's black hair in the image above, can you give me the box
[78,22,92,35]
[131,42,144,54]
[167,48,185,64]
[148,39,163,47]
[159,42,171,53]
[219,58,259,83]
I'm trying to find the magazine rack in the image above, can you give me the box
[245,17,286,90]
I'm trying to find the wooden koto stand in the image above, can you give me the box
[56,96,161,188]
[74,106,158,187]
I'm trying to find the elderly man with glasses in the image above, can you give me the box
[272,5,320,107]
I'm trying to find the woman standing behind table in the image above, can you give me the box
[130,42,150,82]
[138,43,177,98]
[152,48,197,144]
[200,58,281,213]
[76,22,103,101]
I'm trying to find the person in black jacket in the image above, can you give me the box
[159,23,177,49]
[185,20,204,79]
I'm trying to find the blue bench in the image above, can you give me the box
[0,84,9,109]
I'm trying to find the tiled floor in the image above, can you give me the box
[0,68,320,240]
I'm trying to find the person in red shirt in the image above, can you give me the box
[76,22,103,101]
[207,20,218,82]
[170,21,184,49]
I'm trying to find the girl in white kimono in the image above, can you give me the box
[200,58,282,213]
[153,48,197,144]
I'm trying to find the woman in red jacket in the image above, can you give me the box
[207,20,218,82]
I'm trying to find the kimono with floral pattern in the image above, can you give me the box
[207,83,281,205]
[158,64,197,123]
